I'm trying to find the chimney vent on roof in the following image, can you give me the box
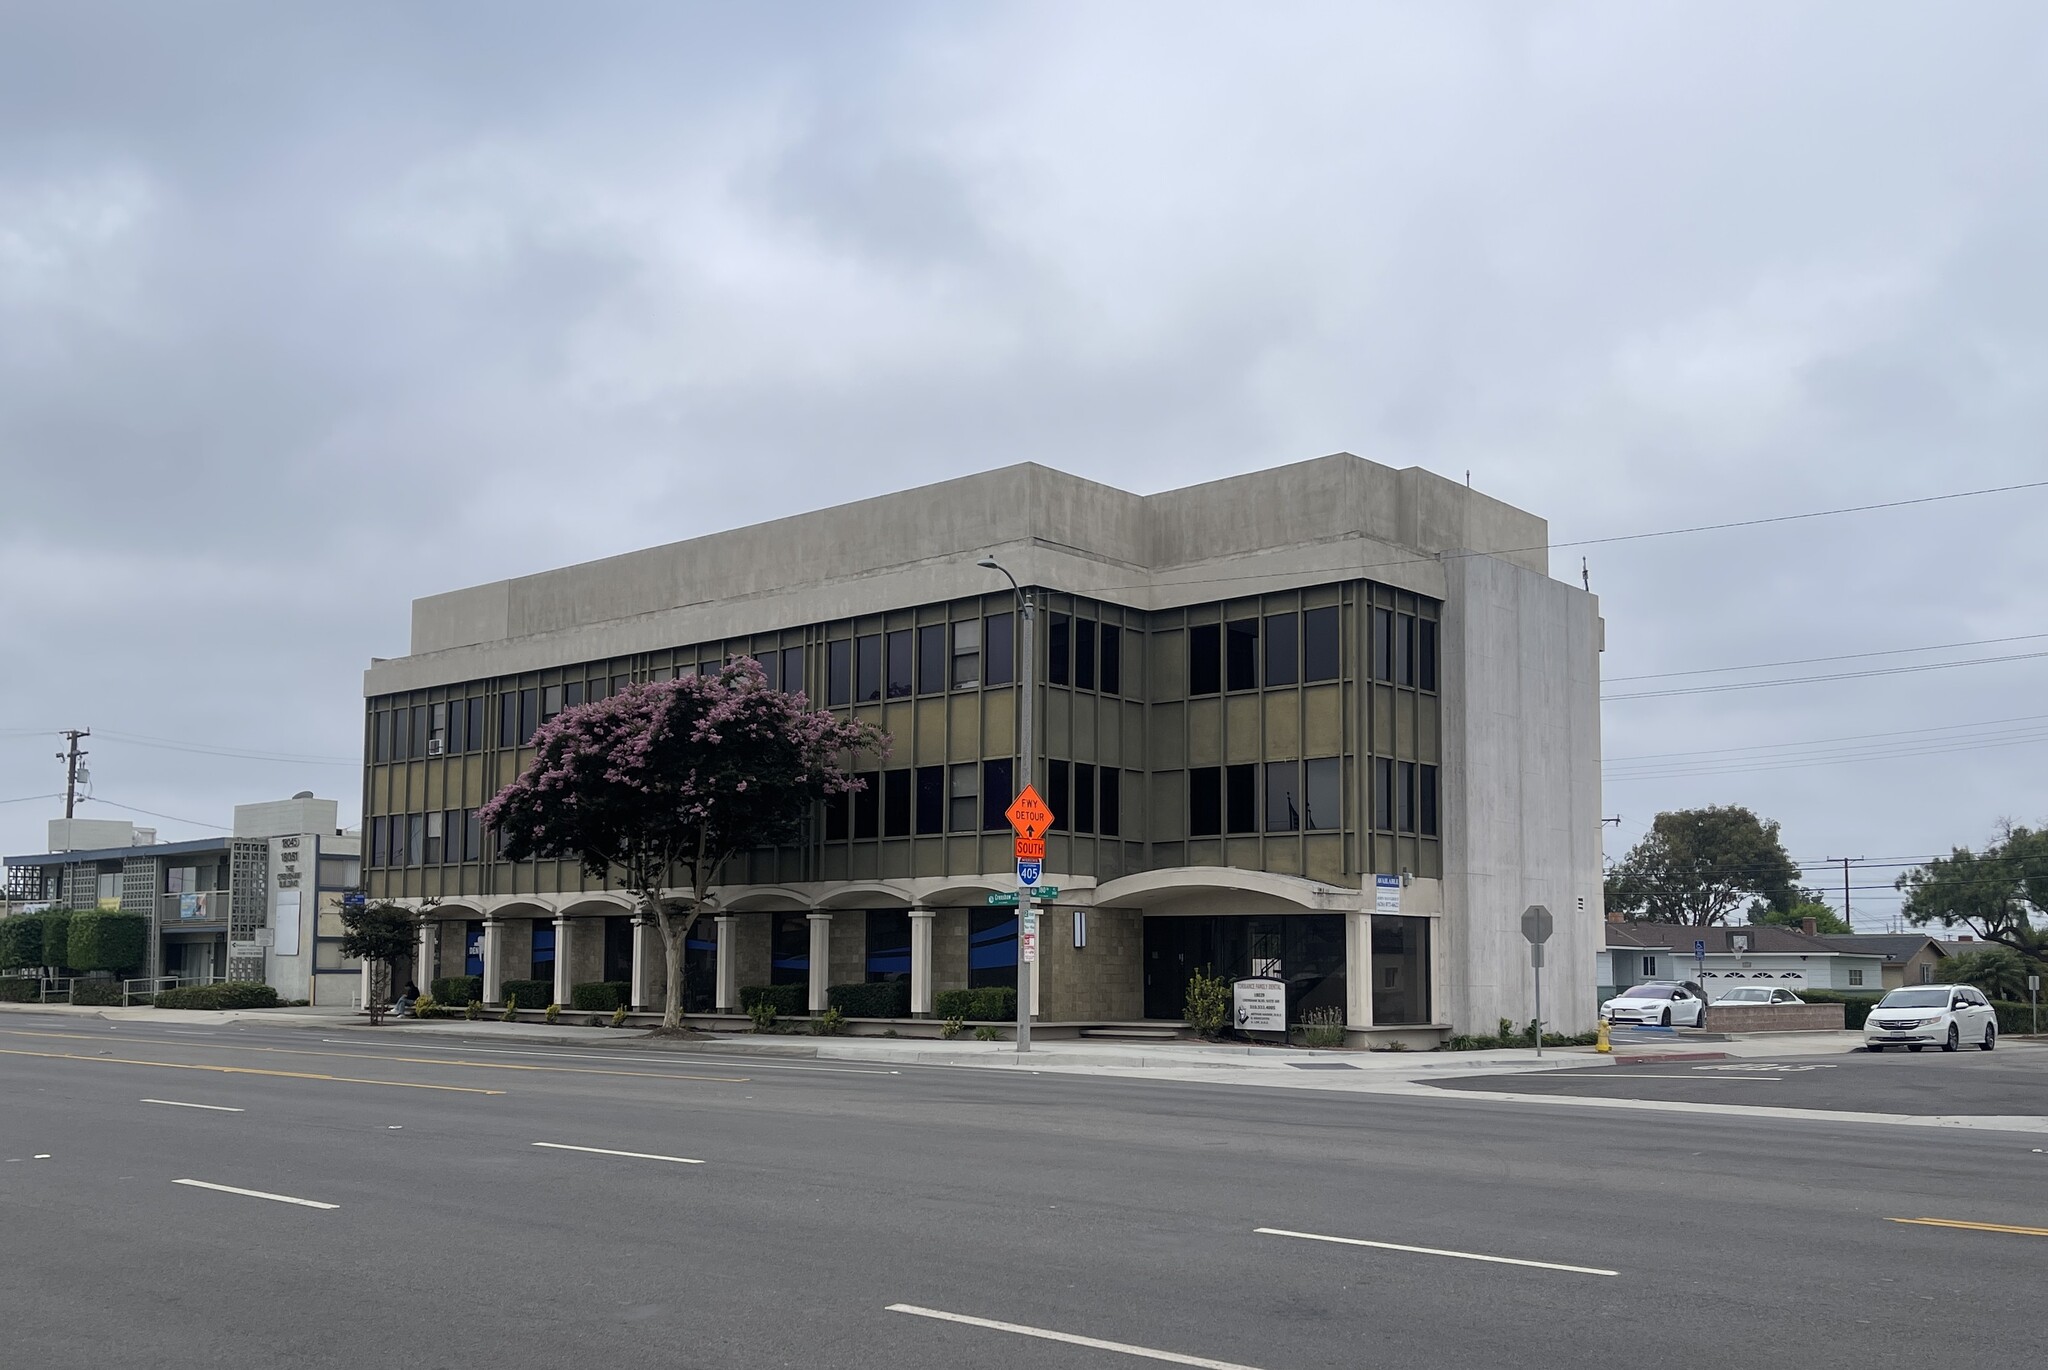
[1801,917,1817,936]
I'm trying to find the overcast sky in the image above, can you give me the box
[4,2,2045,927]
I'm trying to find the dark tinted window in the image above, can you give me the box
[886,630,913,698]
[374,710,391,762]
[1418,620,1438,692]
[1189,767,1221,836]
[464,809,483,861]
[857,634,882,702]
[519,689,538,744]
[1074,619,1096,690]
[1373,608,1395,682]
[1419,764,1439,836]
[1226,763,1257,833]
[968,910,1018,989]
[1047,760,1068,831]
[758,651,779,691]
[1073,763,1095,832]
[1396,613,1415,686]
[771,913,809,986]
[866,910,911,982]
[466,698,486,753]
[917,625,945,696]
[1049,613,1070,686]
[1189,624,1221,695]
[499,694,519,747]
[1305,758,1340,831]
[1264,612,1298,686]
[981,759,1013,830]
[828,640,851,705]
[1373,757,1394,830]
[1398,760,1416,832]
[883,769,911,837]
[824,790,849,841]
[853,771,880,838]
[984,614,1013,685]
[1226,619,1258,691]
[564,680,583,709]
[1304,606,1340,682]
[1100,624,1122,695]
[915,766,944,835]
[1100,769,1121,837]
[1265,761,1299,832]
[782,646,805,698]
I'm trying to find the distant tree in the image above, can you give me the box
[1936,945,2032,1001]
[482,660,883,1032]
[65,911,148,974]
[1603,807,1802,926]
[339,896,416,1024]
[0,916,42,971]
[1751,899,1850,935]
[1897,823,2048,967]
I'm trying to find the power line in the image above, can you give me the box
[1604,631,2048,683]
[1605,725,2048,782]
[1605,712,2048,764]
[94,731,357,766]
[77,796,231,832]
[1603,648,2048,701]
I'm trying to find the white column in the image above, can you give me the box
[1027,907,1040,1018]
[553,916,574,1007]
[1346,912,1374,1028]
[807,912,832,1013]
[416,920,437,993]
[630,915,657,1011]
[481,918,504,1004]
[909,907,935,1017]
[714,914,739,1012]
[359,958,373,1011]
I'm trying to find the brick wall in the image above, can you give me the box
[1038,907,1142,1020]
[828,911,866,986]
[1703,1003,1845,1033]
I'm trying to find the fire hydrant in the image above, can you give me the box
[1595,1018,1612,1053]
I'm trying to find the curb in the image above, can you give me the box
[1609,1051,1731,1065]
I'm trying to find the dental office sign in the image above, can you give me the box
[1233,976,1286,1034]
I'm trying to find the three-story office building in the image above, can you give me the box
[360,455,1603,1040]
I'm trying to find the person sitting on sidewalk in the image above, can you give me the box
[391,982,420,1018]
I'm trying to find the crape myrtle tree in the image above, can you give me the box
[481,659,884,1031]
[340,894,421,1024]
[1897,822,2048,970]
[1603,806,1802,926]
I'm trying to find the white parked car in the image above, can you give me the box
[1712,986,1806,1006]
[1864,985,1998,1053]
[1600,982,1708,1028]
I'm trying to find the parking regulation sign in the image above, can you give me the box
[1017,858,1042,886]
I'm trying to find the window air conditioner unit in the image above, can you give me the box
[426,739,445,757]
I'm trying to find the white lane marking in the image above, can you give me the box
[32,1154,51,1160]
[531,1142,703,1165]
[173,1178,338,1209]
[142,1098,245,1112]
[1616,1074,1784,1080]
[316,1039,897,1075]
[1256,1227,1618,1277]
[887,1304,1267,1369]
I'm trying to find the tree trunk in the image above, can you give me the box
[650,897,700,1031]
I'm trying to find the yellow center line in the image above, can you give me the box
[0,1028,749,1084]
[0,1046,505,1095]
[1889,1217,2048,1238]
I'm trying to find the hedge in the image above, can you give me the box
[1786,989,1880,1030]
[935,986,1017,1022]
[66,911,148,974]
[41,910,73,969]
[153,983,282,1011]
[1993,1000,2043,1035]
[741,984,805,1017]
[827,981,911,1018]
[71,979,126,1006]
[0,917,42,971]
[433,975,483,1006]
[571,981,631,1012]
[501,979,553,1009]
[0,976,40,1002]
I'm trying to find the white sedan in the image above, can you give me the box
[1600,982,1708,1028]
[1712,986,1806,1006]
[1864,985,1999,1053]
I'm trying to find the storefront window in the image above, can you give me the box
[1372,916,1431,1025]
[867,910,911,982]
[771,913,809,986]
[968,910,1018,989]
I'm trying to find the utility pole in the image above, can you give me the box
[978,557,1036,1055]
[58,729,90,819]
[1824,856,1862,932]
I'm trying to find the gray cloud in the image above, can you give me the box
[4,1,2047,927]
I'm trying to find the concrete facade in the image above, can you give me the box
[361,456,1604,1038]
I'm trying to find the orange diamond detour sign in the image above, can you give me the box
[1005,784,1054,846]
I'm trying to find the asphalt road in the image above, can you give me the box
[3,1011,2045,1370]
[1442,1043,2048,1113]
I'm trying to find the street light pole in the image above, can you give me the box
[979,557,1034,1054]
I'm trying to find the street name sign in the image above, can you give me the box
[987,888,1058,906]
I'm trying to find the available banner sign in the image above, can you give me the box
[1232,976,1286,1033]
[1374,874,1401,914]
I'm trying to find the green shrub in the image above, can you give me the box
[1297,1005,1346,1048]
[153,983,282,1011]
[610,1005,629,1028]
[935,987,1018,1021]
[0,917,44,970]
[827,981,911,1018]
[973,1024,1002,1041]
[1184,968,1229,1038]
[570,981,630,1012]
[65,912,148,974]
[748,1001,778,1032]
[1993,1000,2042,1035]
[1786,989,1881,1030]
[0,976,41,1002]
[810,1006,846,1036]
[41,910,74,970]
[500,999,518,1023]
[740,984,805,1017]
[544,1003,561,1024]
[71,979,126,1006]
[939,1016,964,1039]
[465,1000,483,1020]
[432,975,483,1006]
[501,979,552,1009]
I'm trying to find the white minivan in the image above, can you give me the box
[1863,984,1998,1053]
